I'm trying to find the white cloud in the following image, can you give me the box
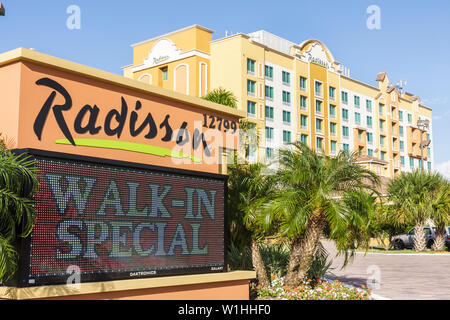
[436,161,450,180]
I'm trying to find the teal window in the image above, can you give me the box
[419,159,422,168]
[428,147,431,157]
[428,162,432,170]
[399,126,404,137]
[300,115,308,129]
[247,80,255,94]
[329,104,336,118]
[341,91,348,104]
[410,157,414,168]
[316,137,323,151]
[300,77,307,90]
[401,156,405,167]
[282,91,291,104]
[301,134,308,145]
[342,126,349,137]
[282,110,291,123]
[367,132,373,144]
[366,100,372,112]
[367,116,373,128]
[368,149,374,157]
[282,71,291,84]
[381,152,386,160]
[329,87,336,100]
[354,95,360,107]
[316,118,323,132]
[265,65,273,79]
[330,140,337,153]
[283,130,291,143]
[379,103,384,115]
[300,95,307,109]
[265,85,274,99]
[408,114,412,124]
[266,148,274,159]
[247,58,255,73]
[343,143,350,152]
[315,100,322,114]
[355,112,361,124]
[342,109,349,121]
[399,110,403,122]
[315,81,322,96]
[247,101,256,115]
[330,122,337,135]
[265,106,274,119]
[265,127,274,140]
[379,119,384,131]
[380,135,385,147]
[161,67,168,81]
[400,141,404,152]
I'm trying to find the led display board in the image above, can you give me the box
[14,150,226,287]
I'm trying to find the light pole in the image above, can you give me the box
[417,119,431,170]
[0,2,5,16]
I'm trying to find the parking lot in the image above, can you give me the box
[322,240,450,300]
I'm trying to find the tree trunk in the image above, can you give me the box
[284,238,303,286]
[432,225,446,251]
[251,239,269,287]
[285,210,327,287]
[413,222,427,252]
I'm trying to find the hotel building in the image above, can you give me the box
[122,25,433,179]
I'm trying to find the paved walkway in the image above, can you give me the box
[322,240,450,300]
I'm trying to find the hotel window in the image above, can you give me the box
[343,143,350,152]
[379,103,384,115]
[381,151,386,161]
[408,114,412,124]
[427,133,431,141]
[330,140,337,154]
[300,95,307,110]
[380,135,385,147]
[282,71,291,85]
[265,65,273,79]
[355,112,361,125]
[342,109,349,121]
[301,134,308,145]
[265,127,274,140]
[300,77,307,91]
[342,126,349,138]
[316,137,323,152]
[419,159,422,168]
[161,67,168,81]
[379,119,385,131]
[329,87,336,100]
[330,122,337,136]
[266,147,274,160]
[428,147,431,157]
[300,115,308,129]
[341,91,348,104]
[354,95,360,107]
[247,101,256,115]
[315,81,322,96]
[428,162,432,170]
[399,110,403,122]
[282,91,291,104]
[410,157,414,168]
[367,116,373,128]
[366,100,372,112]
[265,85,274,99]
[330,104,336,118]
[400,141,404,152]
[247,59,255,74]
[316,118,323,132]
[283,130,291,143]
[247,80,256,95]
[401,156,405,167]
[368,149,374,157]
[399,126,404,137]
[265,106,274,120]
[246,145,256,159]
[315,100,322,114]
[367,132,373,144]
[282,110,291,124]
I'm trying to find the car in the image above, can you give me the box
[391,226,450,250]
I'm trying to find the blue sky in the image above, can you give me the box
[1,0,450,176]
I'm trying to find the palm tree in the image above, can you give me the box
[202,87,238,108]
[260,142,379,287]
[227,163,276,287]
[388,169,446,252]
[430,181,450,251]
[0,150,38,281]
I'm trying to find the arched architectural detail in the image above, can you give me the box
[137,73,152,85]
[174,63,189,95]
[198,62,208,97]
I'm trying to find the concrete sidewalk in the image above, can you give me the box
[322,240,450,300]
